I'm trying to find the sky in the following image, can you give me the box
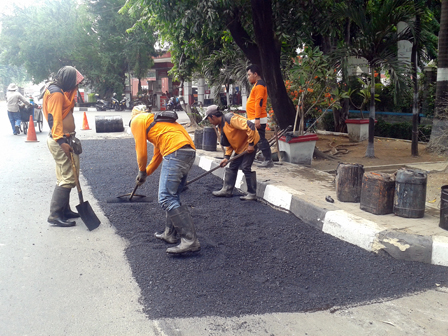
[0,0,42,15]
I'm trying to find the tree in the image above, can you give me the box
[339,0,415,157]
[429,0,448,154]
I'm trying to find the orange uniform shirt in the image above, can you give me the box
[220,113,260,158]
[131,113,195,175]
[43,85,77,144]
[246,79,268,121]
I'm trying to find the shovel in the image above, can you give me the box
[185,151,247,186]
[70,153,101,231]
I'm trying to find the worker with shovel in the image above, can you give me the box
[130,109,200,254]
[205,105,260,200]
[43,66,84,227]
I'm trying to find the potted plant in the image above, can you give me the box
[279,47,349,165]
[346,77,381,142]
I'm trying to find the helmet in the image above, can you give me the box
[7,83,18,91]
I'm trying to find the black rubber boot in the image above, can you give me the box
[63,190,80,219]
[155,212,179,244]
[212,168,238,197]
[48,186,76,227]
[166,205,200,254]
[240,171,257,201]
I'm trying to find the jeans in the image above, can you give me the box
[158,148,196,212]
[8,111,21,133]
[228,144,258,178]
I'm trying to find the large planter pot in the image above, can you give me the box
[345,118,376,142]
[278,134,318,165]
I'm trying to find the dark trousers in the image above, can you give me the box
[228,144,258,178]
[257,124,271,161]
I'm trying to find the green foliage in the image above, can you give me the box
[374,118,432,142]
[0,0,157,97]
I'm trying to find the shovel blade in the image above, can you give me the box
[76,201,101,231]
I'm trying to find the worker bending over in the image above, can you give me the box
[205,105,260,200]
[130,110,200,254]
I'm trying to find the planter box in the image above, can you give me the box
[278,134,318,165]
[346,118,376,142]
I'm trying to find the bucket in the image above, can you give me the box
[95,116,124,133]
[360,172,395,215]
[335,163,364,202]
[194,129,203,149]
[394,168,427,218]
[440,185,448,230]
[202,126,217,151]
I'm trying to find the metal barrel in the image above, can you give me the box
[202,126,217,151]
[360,172,395,215]
[95,115,124,133]
[194,129,203,149]
[440,185,448,230]
[335,163,364,202]
[394,168,427,218]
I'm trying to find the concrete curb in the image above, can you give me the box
[74,107,98,112]
[194,154,448,267]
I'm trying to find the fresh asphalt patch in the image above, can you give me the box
[81,138,448,319]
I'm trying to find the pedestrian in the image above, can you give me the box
[246,64,274,168]
[43,66,84,227]
[6,83,31,135]
[205,105,260,201]
[130,109,200,254]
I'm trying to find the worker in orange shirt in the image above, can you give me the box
[246,64,273,168]
[130,110,200,254]
[205,105,260,201]
[43,66,84,227]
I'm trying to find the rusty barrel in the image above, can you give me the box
[360,172,395,215]
[95,115,124,133]
[394,168,427,218]
[202,126,217,151]
[335,163,364,202]
[194,128,203,149]
[440,185,448,230]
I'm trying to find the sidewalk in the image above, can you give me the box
[193,144,448,268]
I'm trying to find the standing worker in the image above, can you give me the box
[246,64,273,168]
[6,83,31,135]
[205,105,260,201]
[130,110,200,254]
[43,66,84,227]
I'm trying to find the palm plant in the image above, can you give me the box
[338,0,415,157]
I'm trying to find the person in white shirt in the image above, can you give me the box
[6,83,31,135]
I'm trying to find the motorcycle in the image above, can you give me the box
[95,95,108,111]
[110,96,119,110]
[166,96,183,111]
[115,97,128,111]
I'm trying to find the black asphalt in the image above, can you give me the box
[81,138,448,319]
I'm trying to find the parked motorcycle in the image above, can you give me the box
[166,96,183,111]
[95,94,107,111]
[111,96,119,110]
[115,97,128,111]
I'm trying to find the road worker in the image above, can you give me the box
[205,105,260,200]
[130,109,200,254]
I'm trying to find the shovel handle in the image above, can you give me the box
[185,151,247,186]
[129,183,139,201]
[70,152,84,203]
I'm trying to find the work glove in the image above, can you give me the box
[136,170,147,186]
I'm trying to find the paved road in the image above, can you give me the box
[1,103,448,335]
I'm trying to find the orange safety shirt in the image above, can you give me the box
[246,79,268,121]
[43,85,77,145]
[220,113,260,158]
[131,113,195,175]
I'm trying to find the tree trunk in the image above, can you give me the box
[365,66,376,157]
[248,0,296,130]
[411,11,420,157]
[429,0,448,153]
